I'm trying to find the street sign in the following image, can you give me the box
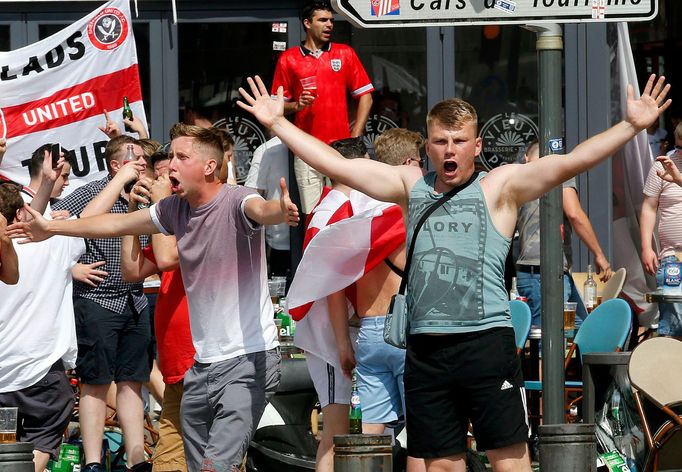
[331,0,657,28]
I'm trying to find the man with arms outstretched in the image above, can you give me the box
[233,75,670,472]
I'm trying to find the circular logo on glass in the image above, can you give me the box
[479,113,538,170]
[213,115,266,183]
[351,114,398,151]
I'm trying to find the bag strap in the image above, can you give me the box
[384,257,405,278]
[398,172,479,294]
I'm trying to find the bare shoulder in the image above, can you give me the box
[480,163,525,208]
[399,165,424,189]
[481,163,521,187]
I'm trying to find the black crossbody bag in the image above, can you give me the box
[383,173,479,349]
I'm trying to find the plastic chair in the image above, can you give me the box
[510,300,532,355]
[628,337,682,472]
[601,268,627,300]
[524,299,632,417]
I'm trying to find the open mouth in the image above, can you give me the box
[169,176,180,191]
[443,161,458,172]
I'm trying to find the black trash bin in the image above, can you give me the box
[0,442,34,472]
[539,423,597,472]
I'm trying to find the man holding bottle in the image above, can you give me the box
[51,136,152,472]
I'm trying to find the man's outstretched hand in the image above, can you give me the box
[237,76,285,130]
[5,204,51,243]
[279,177,299,227]
[626,74,672,132]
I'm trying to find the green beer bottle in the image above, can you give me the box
[349,370,362,434]
[122,96,133,132]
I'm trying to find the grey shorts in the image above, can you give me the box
[180,348,281,472]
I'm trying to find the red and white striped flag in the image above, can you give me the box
[290,188,405,367]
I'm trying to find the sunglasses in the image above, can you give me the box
[158,142,172,155]
[406,157,424,168]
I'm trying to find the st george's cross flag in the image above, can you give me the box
[0,0,146,195]
[289,188,405,367]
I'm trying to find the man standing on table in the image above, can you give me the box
[271,0,373,214]
[236,74,670,472]
[11,123,300,472]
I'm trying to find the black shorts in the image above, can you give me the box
[404,327,529,459]
[74,297,152,385]
[0,362,74,459]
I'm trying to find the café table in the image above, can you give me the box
[645,290,682,303]
[524,327,575,381]
[524,328,576,433]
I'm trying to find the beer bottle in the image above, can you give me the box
[349,370,362,434]
[122,96,134,132]
[123,144,136,194]
[583,264,598,313]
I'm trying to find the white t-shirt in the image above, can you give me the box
[0,235,85,392]
[150,185,278,363]
[245,137,290,251]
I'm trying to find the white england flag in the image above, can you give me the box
[0,0,146,194]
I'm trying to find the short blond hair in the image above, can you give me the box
[374,128,424,167]
[169,123,224,169]
[426,98,478,133]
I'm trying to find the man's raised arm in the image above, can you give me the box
[501,75,671,206]
[238,76,420,209]
[8,204,159,243]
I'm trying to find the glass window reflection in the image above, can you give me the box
[335,22,428,149]
[455,25,538,170]
[0,25,10,51]
[178,22,284,182]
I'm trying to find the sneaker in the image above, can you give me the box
[126,461,153,472]
[82,463,106,472]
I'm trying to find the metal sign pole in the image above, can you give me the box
[533,23,566,425]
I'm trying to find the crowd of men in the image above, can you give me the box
[0,2,679,472]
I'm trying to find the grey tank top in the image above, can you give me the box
[406,172,512,334]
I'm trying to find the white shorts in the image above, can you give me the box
[306,352,352,408]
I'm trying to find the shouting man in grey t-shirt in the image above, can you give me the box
[11,123,300,471]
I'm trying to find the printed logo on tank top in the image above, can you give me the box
[331,59,342,72]
[408,196,486,323]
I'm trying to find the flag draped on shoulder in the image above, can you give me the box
[289,188,405,367]
[0,0,146,194]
